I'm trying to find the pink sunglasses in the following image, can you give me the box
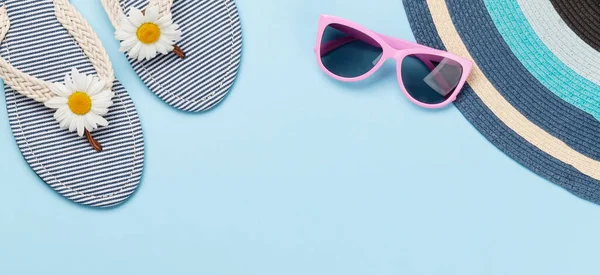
[314,15,473,108]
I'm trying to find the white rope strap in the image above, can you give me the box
[53,0,114,89]
[0,2,116,102]
[148,0,173,16]
[100,0,124,29]
[101,0,173,29]
[0,5,54,102]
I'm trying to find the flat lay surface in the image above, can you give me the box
[1,0,600,274]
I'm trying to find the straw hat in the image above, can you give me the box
[403,0,600,203]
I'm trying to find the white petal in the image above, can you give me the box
[54,106,70,121]
[160,27,178,36]
[59,113,72,130]
[76,116,85,137]
[128,7,144,26]
[44,97,67,109]
[115,32,130,42]
[86,80,101,96]
[122,19,139,33]
[161,30,181,41]
[91,90,114,101]
[161,24,179,32]
[91,103,112,112]
[84,74,95,93]
[137,45,149,61]
[145,6,159,22]
[128,42,143,59]
[155,14,172,26]
[49,83,71,98]
[71,67,82,80]
[144,44,157,60]
[93,94,113,103]
[119,43,135,53]
[146,46,158,60]
[58,84,74,97]
[116,22,138,41]
[92,95,114,104]
[92,102,113,112]
[72,70,87,91]
[140,45,150,60]
[158,36,175,48]
[88,81,107,97]
[154,41,169,55]
[115,29,132,41]
[119,37,138,51]
[83,114,97,131]
[64,72,76,92]
[91,92,114,110]
[91,106,110,116]
[136,47,146,61]
[119,43,133,53]
[90,113,109,127]
[68,116,78,132]
[162,23,179,32]
[146,47,155,60]
[138,45,148,60]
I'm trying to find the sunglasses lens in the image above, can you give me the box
[320,24,383,78]
[401,54,463,105]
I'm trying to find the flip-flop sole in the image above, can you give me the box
[121,0,242,112]
[2,0,145,208]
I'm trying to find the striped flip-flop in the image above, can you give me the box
[101,0,242,112]
[0,0,144,207]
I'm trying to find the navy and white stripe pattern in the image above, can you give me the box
[2,0,144,207]
[121,0,242,112]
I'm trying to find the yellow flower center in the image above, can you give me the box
[136,23,161,44]
[68,92,92,115]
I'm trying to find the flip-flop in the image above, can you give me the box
[0,0,144,207]
[101,0,243,112]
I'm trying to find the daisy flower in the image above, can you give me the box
[115,6,182,61]
[44,68,114,137]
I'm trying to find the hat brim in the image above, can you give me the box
[404,0,600,203]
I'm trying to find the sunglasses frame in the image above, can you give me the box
[314,15,473,108]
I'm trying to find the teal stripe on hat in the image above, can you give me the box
[484,0,600,120]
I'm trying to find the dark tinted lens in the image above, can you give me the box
[401,54,463,105]
[320,24,383,78]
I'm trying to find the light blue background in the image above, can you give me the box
[1,0,600,274]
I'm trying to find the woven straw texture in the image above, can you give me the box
[550,0,600,51]
[403,0,600,204]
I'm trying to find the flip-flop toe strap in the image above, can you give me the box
[0,0,115,102]
[101,0,173,29]
[148,0,173,17]
[53,0,114,89]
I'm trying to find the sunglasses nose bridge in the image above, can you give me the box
[392,50,405,61]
